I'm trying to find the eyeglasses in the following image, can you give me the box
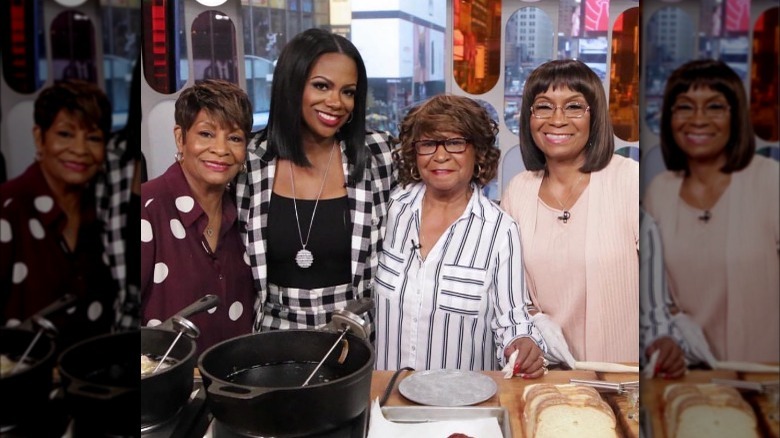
[671,101,730,119]
[530,102,590,119]
[413,137,471,155]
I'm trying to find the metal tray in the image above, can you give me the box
[378,406,512,438]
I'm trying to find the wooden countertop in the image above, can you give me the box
[369,368,640,438]
[641,368,780,438]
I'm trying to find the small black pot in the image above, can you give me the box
[141,327,197,427]
[0,328,56,429]
[199,330,374,437]
[57,330,140,437]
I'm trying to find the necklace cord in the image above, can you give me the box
[290,142,338,249]
[548,173,585,211]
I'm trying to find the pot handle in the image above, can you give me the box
[66,381,133,401]
[18,294,78,331]
[159,294,220,330]
[207,383,276,401]
[343,297,374,316]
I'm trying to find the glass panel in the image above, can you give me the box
[609,7,639,142]
[644,7,695,135]
[750,7,779,142]
[51,10,97,82]
[503,7,553,135]
[101,0,140,130]
[0,0,47,93]
[192,11,238,83]
[142,0,188,94]
[454,0,501,94]
[701,0,750,81]
[474,99,500,201]
[239,1,447,135]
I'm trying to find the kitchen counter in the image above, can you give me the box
[369,368,640,438]
[641,368,780,438]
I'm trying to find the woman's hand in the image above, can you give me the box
[646,336,687,379]
[505,337,547,379]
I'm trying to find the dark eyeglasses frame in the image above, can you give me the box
[412,137,471,155]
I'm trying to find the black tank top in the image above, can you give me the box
[267,193,352,288]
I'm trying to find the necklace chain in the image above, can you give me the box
[547,173,585,224]
[290,142,337,260]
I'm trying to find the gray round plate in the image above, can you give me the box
[398,369,498,406]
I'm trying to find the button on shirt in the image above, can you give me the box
[141,164,254,352]
[374,183,546,371]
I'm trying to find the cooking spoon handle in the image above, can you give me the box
[159,294,220,330]
[301,328,350,387]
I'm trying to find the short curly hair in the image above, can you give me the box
[394,94,500,188]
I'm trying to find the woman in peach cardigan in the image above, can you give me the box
[643,59,779,364]
[501,59,638,363]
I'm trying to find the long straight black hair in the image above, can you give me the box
[259,28,369,181]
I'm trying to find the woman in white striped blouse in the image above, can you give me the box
[374,95,548,375]
[639,208,687,378]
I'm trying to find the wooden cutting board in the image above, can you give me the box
[501,369,639,437]
[641,369,741,438]
[500,369,600,437]
[740,371,780,438]
[370,369,642,437]
[598,371,640,438]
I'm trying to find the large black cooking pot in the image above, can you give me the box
[140,294,219,429]
[58,330,140,436]
[199,330,375,437]
[141,326,197,427]
[0,328,57,429]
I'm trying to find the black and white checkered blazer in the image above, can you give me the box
[95,137,139,331]
[236,132,396,332]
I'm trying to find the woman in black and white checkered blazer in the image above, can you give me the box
[235,28,395,338]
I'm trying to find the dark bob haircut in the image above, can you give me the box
[518,59,614,172]
[660,59,754,174]
[259,28,370,180]
[34,79,112,140]
[394,94,500,188]
[174,79,253,141]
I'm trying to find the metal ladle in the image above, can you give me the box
[11,315,57,375]
[301,298,373,387]
[152,315,200,374]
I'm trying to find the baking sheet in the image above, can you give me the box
[367,402,511,438]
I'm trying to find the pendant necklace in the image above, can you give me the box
[548,173,585,224]
[290,142,337,268]
[205,226,214,237]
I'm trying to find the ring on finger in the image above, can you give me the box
[541,357,549,367]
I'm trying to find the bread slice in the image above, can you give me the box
[663,383,759,438]
[523,383,618,437]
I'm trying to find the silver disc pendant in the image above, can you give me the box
[295,249,314,268]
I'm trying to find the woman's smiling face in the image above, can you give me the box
[529,85,591,166]
[670,85,731,165]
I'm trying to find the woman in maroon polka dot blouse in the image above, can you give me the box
[140,80,255,352]
[0,80,117,349]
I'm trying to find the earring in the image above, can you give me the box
[410,166,421,181]
[474,163,483,178]
[345,112,354,124]
[240,162,247,173]
[174,151,183,162]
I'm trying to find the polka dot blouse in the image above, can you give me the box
[0,163,116,349]
[141,163,254,352]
